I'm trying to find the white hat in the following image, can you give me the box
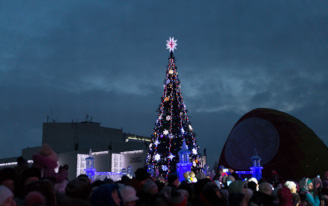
[285,181,296,190]
[120,186,139,203]
[248,177,258,185]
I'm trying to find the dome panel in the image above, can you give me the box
[219,108,328,180]
[225,117,280,169]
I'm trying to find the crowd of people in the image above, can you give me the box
[0,144,328,206]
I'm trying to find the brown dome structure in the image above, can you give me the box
[218,108,328,180]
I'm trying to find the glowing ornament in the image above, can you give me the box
[168,153,175,160]
[158,115,162,120]
[181,128,185,134]
[155,154,161,161]
[192,148,198,155]
[169,134,174,139]
[169,70,174,74]
[189,125,193,130]
[154,139,160,146]
[166,37,177,53]
[162,165,168,171]
[163,130,169,135]
[166,116,171,121]
[166,79,170,84]
[164,97,170,102]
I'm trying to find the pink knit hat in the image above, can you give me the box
[39,144,58,162]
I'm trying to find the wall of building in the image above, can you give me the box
[57,151,78,180]
[0,121,151,180]
[42,122,125,154]
[121,150,147,173]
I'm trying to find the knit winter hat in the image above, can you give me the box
[143,179,157,194]
[65,176,92,200]
[25,191,46,206]
[39,144,58,162]
[0,186,13,205]
[120,186,139,203]
[134,168,150,181]
[24,179,56,206]
[228,180,245,194]
[167,189,187,206]
[284,181,296,190]
[259,182,273,196]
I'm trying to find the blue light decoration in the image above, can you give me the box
[250,150,263,180]
[232,151,263,180]
[176,139,192,182]
[121,168,127,176]
[127,166,133,178]
[85,149,96,180]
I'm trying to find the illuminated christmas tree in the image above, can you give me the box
[146,37,200,178]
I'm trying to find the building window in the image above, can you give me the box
[111,153,122,173]
[77,154,89,177]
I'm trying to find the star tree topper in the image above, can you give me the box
[166,37,177,53]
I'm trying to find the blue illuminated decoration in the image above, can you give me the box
[250,150,263,180]
[232,151,263,180]
[85,149,96,180]
[176,139,192,182]
[127,166,133,178]
[84,148,126,181]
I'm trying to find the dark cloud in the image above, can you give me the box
[1,0,328,166]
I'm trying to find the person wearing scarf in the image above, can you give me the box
[299,178,320,206]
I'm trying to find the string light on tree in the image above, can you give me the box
[163,129,169,135]
[181,128,185,134]
[162,165,168,171]
[155,154,161,161]
[146,37,201,178]
[168,153,176,160]
[154,139,160,146]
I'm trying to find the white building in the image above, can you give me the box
[0,121,150,180]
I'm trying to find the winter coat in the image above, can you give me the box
[32,154,68,183]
